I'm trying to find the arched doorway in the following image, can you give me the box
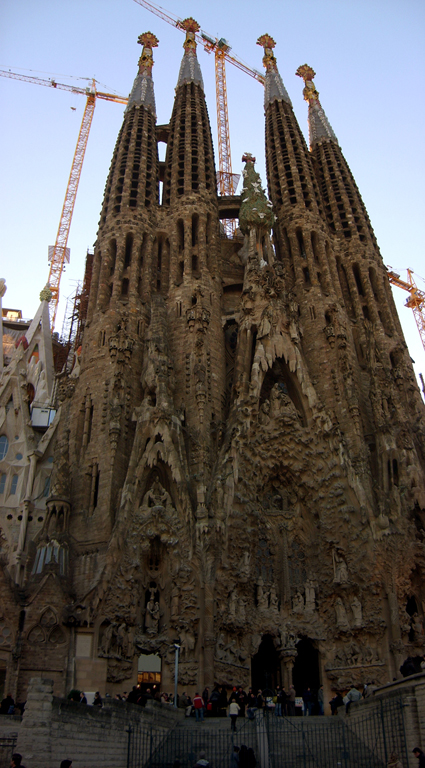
[251,634,280,692]
[138,653,161,694]
[292,636,320,699]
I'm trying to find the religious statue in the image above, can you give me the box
[145,590,160,634]
[335,597,350,629]
[269,586,279,614]
[351,596,363,627]
[333,549,349,584]
[257,579,269,611]
[305,580,316,612]
[292,590,304,614]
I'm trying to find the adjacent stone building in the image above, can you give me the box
[1,23,425,707]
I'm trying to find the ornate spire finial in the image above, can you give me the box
[296,64,320,102]
[296,64,337,147]
[242,152,256,165]
[40,285,53,303]
[137,32,159,75]
[180,17,200,52]
[257,34,277,72]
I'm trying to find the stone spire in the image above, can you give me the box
[296,64,337,148]
[126,32,159,117]
[176,17,204,90]
[162,17,216,205]
[257,34,291,108]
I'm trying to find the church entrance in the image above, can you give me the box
[137,652,161,694]
[251,634,280,692]
[292,636,320,702]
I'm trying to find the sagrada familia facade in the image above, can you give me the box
[1,19,425,706]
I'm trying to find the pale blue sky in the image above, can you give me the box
[1,0,424,381]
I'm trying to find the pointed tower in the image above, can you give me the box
[49,34,161,554]
[296,63,403,340]
[160,19,225,487]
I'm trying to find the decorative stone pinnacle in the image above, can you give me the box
[296,64,319,102]
[257,34,277,72]
[180,17,200,52]
[40,285,53,302]
[242,152,256,164]
[137,32,159,74]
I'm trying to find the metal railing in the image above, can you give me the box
[127,694,407,768]
[0,736,18,768]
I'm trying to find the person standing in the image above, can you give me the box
[230,745,240,767]
[79,691,87,704]
[317,685,324,715]
[288,685,296,716]
[193,692,205,722]
[93,692,102,707]
[229,698,240,731]
[303,687,313,716]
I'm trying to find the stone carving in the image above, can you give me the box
[98,621,134,658]
[171,587,180,622]
[333,550,349,584]
[351,596,363,627]
[335,597,350,629]
[305,581,316,612]
[179,627,196,659]
[292,590,304,614]
[145,590,160,635]
[257,579,269,611]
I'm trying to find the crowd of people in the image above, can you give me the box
[178,684,325,721]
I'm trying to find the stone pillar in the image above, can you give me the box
[16,677,53,768]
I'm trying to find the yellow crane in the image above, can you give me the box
[132,0,264,235]
[387,267,425,352]
[0,69,127,331]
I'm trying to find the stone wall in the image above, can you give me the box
[15,677,182,768]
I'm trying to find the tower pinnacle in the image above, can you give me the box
[257,34,291,108]
[137,32,159,76]
[126,32,158,116]
[296,64,337,147]
[176,17,204,89]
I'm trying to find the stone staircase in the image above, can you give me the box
[138,712,391,768]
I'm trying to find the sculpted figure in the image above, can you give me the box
[412,613,423,640]
[229,590,238,620]
[180,628,196,659]
[145,591,160,634]
[333,549,349,584]
[171,587,179,622]
[351,596,363,627]
[335,597,350,629]
[99,622,114,655]
[305,581,316,612]
[259,399,271,426]
[269,586,279,614]
[257,579,269,611]
[292,590,304,614]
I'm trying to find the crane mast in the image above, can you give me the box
[47,88,95,331]
[1,69,127,330]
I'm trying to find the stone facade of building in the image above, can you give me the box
[1,24,425,706]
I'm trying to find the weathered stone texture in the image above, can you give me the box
[1,28,425,704]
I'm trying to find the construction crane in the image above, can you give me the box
[0,69,127,330]
[132,0,264,235]
[387,267,425,352]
